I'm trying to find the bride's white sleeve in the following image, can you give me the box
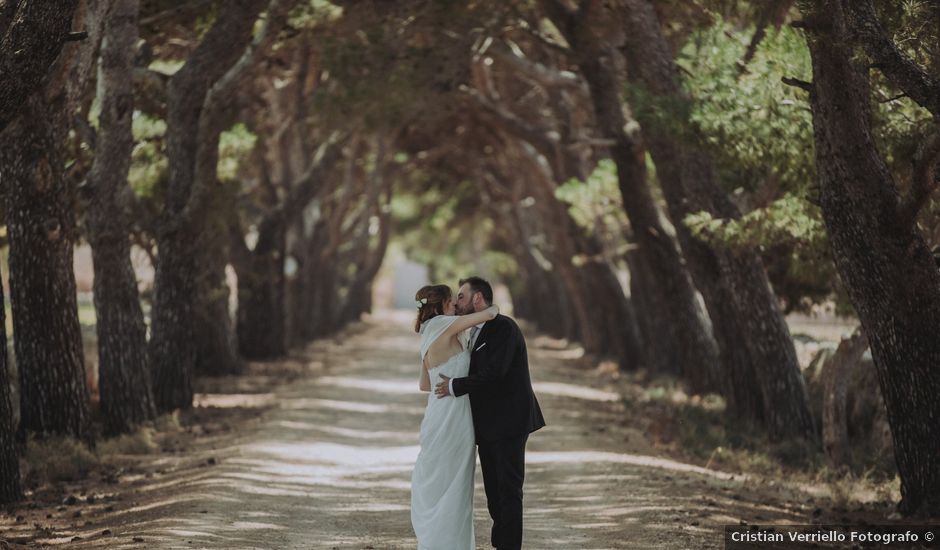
[419,315,460,361]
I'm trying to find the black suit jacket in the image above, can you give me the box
[452,314,546,442]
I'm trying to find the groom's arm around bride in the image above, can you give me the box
[433,276,545,550]
[452,314,515,393]
[433,277,545,440]
[444,312,546,440]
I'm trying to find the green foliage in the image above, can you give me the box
[555,159,631,258]
[391,169,516,285]
[871,89,935,191]
[392,182,477,281]
[289,0,343,28]
[684,194,842,312]
[684,193,824,249]
[870,0,940,75]
[556,160,628,233]
[218,123,258,183]
[664,20,853,312]
[129,112,168,200]
[679,21,816,196]
[862,3,937,188]
[313,1,510,130]
[668,15,936,312]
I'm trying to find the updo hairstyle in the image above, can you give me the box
[415,284,452,333]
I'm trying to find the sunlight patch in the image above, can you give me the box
[533,382,620,402]
[313,376,419,395]
[194,393,276,408]
[528,451,739,480]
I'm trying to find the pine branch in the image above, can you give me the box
[844,0,940,119]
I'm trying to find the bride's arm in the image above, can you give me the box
[418,356,431,392]
[443,305,499,337]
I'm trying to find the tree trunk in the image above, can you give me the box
[339,199,392,324]
[505,191,573,339]
[0,0,107,440]
[801,0,940,516]
[234,218,287,359]
[312,262,339,337]
[286,216,313,347]
[193,254,242,376]
[150,0,266,411]
[86,0,155,435]
[294,222,326,342]
[0,0,83,502]
[189,0,295,375]
[149,233,199,411]
[193,189,243,376]
[554,6,720,389]
[234,131,345,354]
[0,262,20,503]
[502,224,571,338]
[576,235,644,368]
[514,143,623,353]
[821,327,868,469]
[618,0,815,440]
[0,97,90,441]
[0,0,80,131]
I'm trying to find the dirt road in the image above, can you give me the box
[62,311,809,549]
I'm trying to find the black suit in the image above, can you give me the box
[452,314,545,549]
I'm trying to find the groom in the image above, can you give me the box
[435,276,546,550]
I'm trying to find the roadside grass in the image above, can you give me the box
[616,371,900,507]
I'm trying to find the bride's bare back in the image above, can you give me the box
[418,305,498,391]
[425,333,465,371]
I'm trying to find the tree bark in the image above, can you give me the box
[801,0,940,517]
[234,132,345,356]
[0,262,20,503]
[0,0,82,502]
[478,149,575,341]
[617,0,815,440]
[338,157,393,325]
[193,185,243,377]
[300,141,361,340]
[545,1,720,389]
[0,0,80,131]
[86,0,156,435]
[512,141,625,355]
[0,97,91,442]
[189,0,296,376]
[233,216,288,359]
[499,191,573,339]
[150,0,266,412]
[821,326,868,469]
[0,0,108,441]
[575,232,644,368]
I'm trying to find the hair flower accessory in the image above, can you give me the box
[416,297,428,308]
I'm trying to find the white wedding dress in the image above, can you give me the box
[411,315,475,550]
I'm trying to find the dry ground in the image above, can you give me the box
[0,311,884,549]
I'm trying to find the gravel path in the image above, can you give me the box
[67,311,807,549]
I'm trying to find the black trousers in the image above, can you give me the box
[478,433,528,549]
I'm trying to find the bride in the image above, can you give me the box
[411,284,498,550]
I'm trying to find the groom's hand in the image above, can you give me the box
[435,374,451,399]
